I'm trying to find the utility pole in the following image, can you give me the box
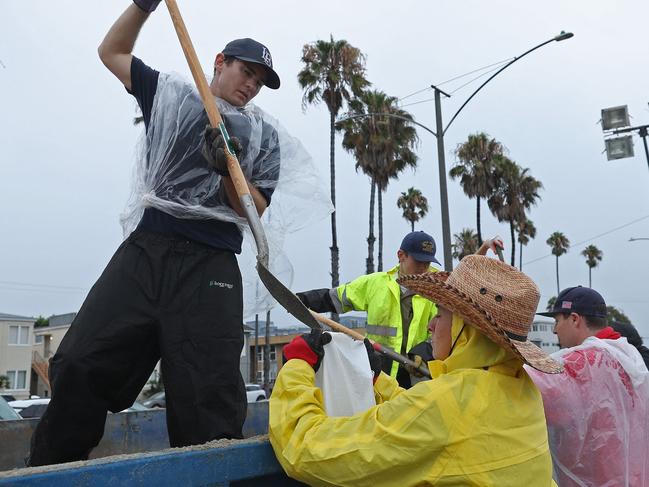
[432,84,453,271]
[264,310,271,396]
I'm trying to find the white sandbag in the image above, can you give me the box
[315,332,376,417]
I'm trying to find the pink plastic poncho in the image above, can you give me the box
[527,336,649,487]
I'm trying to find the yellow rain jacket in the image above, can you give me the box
[335,264,437,377]
[270,315,555,487]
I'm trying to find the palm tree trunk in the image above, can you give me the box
[411,220,414,232]
[378,189,383,272]
[328,111,339,320]
[519,243,523,271]
[555,256,560,295]
[588,266,592,288]
[509,221,516,266]
[366,180,376,274]
[476,198,483,246]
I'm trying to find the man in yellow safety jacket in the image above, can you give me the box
[297,231,440,388]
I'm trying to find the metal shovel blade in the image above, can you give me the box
[256,258,321,330]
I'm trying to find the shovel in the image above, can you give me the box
[164,0,430,379]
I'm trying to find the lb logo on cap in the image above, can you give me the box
[261,47,272,67]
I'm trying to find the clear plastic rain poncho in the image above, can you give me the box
[526,337,649,487]
[121,72,332,317]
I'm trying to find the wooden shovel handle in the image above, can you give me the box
[164,0,249,199]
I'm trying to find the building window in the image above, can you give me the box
[8,325,30,345]
[35,335,44,344]
[6,370,27,389]
[532,324,538,332]
[257,347,277,362]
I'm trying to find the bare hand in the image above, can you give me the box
[476,236,504,257]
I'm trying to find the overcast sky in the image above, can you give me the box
[1,0,648,339]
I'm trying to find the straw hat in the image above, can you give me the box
[398,254,562,374]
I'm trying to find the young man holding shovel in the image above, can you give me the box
[28,0,281,465]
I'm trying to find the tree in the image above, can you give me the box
[487,156,542,266]
[516,218,537,271]
[546,232,570,295]
[34,315,49,328]
[452,228,479,261]
[581,244,603,288]
[0,375,9,389]
[299,36,370,291]
[450,133,504,245]
[340,90,418,272]
[546,296,557,312]
[397,187,428,232]
[607,305,631,326]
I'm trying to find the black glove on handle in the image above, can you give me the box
[133,0,161,13]
[296,288,337,314]
[201,125,243,176]
[364,339,383,383]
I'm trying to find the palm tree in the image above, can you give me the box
[546,232,570,294]
[450,133,504,245]
[452,228,479,261]
[298,36,369,289]
[397,187,428,232]
[517,218,537,271]
[487,156,543,266]
[340,90,418,272]
[581,244,603,288]
[546,296,557,312]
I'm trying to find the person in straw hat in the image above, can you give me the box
[270,252,561,487]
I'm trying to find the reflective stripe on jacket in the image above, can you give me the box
[269,314,556,487]
[334,265,437,377]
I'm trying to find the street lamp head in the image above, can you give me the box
[554,31,574,41]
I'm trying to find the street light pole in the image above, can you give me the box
[432,31,573,271]
[432,85,453,270]
[335,31,573,272]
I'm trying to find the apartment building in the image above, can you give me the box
[0,312,36,400]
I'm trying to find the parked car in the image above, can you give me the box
[116,401,150,413]
[0,395,21,420]
[142,391,166,409]
[245,384,266,402]
[1,394,16,402]
[8,398,50,416]
[18,403,49,419]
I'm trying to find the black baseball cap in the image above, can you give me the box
[537,286,608,318]
[400,231,441,265]
[222,38,280,89]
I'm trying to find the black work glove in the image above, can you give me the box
[282,329,332,373]
[364,339,383,383]
[296,289,337,313]
[201,125,243,176]
[133,0,161,13]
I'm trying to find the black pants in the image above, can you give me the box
[28,231,247,466]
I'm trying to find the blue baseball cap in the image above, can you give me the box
[222,38,280,89]
[537,286,607,318]
[400,231,440,265]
